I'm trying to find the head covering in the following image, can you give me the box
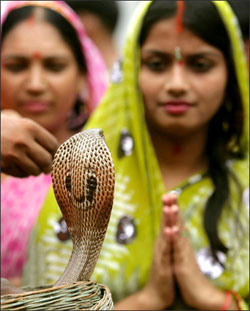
[21,1,249,307]
[85,0,249,218]
[1,0,108,281]
[1,0,108,114]
[84,0,249,302]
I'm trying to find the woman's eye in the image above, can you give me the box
[45,63,67,72]
[142,58,168,72]
[189,59,213,72]
[4,63,27,72]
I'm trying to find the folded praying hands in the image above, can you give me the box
[144,192,237,310]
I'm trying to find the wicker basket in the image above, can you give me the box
[1,281,113,310]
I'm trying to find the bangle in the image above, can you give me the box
[230,290,242,310]
[221,290,232,310]
[220,290,242,311]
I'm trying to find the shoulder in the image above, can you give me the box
[227,157,249,212]
[227,157,249,185]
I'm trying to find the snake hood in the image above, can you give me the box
[52,129,115,285]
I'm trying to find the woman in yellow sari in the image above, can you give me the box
[23,1,249,309]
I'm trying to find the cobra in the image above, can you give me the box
[52,129,115,286]
[0,129,114,295]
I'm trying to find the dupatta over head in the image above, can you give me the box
[1,0,108,280]
[85,0,249,303]
[1,0,108,114]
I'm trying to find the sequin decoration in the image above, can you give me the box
[196,248,226,279]
[116,216,136,244]
[118,129,134,158]
[54,217,71,242]
[110,58,123,84]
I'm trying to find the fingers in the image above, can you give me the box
[27,141,54,174]
[29,120,59,156]
[162,192,180,242]
[16,153,44,176]
[158,212,172,257]
[164,225,180,244]
[161,192,177,227]
[1,115,59,177]
[2,151,42,177]
[162,191,178,206]
[163,203,179,227]
[2,163,28,178]
[23,120,58,174]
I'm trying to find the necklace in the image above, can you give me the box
[171,171,209,195]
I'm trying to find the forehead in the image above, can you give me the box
[2,18,74,57]
[141,17,220,53]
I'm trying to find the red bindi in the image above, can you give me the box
[33,51,41,59]
[27,14,35,27]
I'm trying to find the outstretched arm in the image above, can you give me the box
[1,110,58,177]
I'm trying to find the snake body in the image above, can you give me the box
[52,129,115,286]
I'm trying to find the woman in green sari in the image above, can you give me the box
[23,1,249,309]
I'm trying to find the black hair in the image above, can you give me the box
[2,5,88,131]
[140,1,245,264]
[2,6,86,73]
[228,0,249,39]
[65,0,119,34]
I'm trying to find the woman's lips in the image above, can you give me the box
[21,101,50,113]
[162,101,192,115]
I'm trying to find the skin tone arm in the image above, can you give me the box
[1,110,59,177]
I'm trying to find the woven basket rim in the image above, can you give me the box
[1,281,113,310]
[1,280,102,299]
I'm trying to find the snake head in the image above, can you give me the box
[52,129,115,233]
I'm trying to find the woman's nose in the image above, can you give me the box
[164,64,189,96]
[25,65,46,94]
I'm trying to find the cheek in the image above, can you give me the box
[1,73,19,109]
[139,71,160,107]
[195,71,227,114]
[50,72,80,102]
[206,80,227,111]
[138,72,148,97]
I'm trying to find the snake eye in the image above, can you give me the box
[88,176,97,191]
[87,176,97,203]
[65,175,71,192]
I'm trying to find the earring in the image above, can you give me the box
[67,96,88,131]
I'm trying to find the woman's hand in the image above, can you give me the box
[142,193,177,309]
[115,193,240,310]
[1,110,58,177]
[163,193,237,310]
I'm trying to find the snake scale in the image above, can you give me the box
[52,129,115,286]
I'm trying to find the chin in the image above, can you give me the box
[162,124,196,138]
